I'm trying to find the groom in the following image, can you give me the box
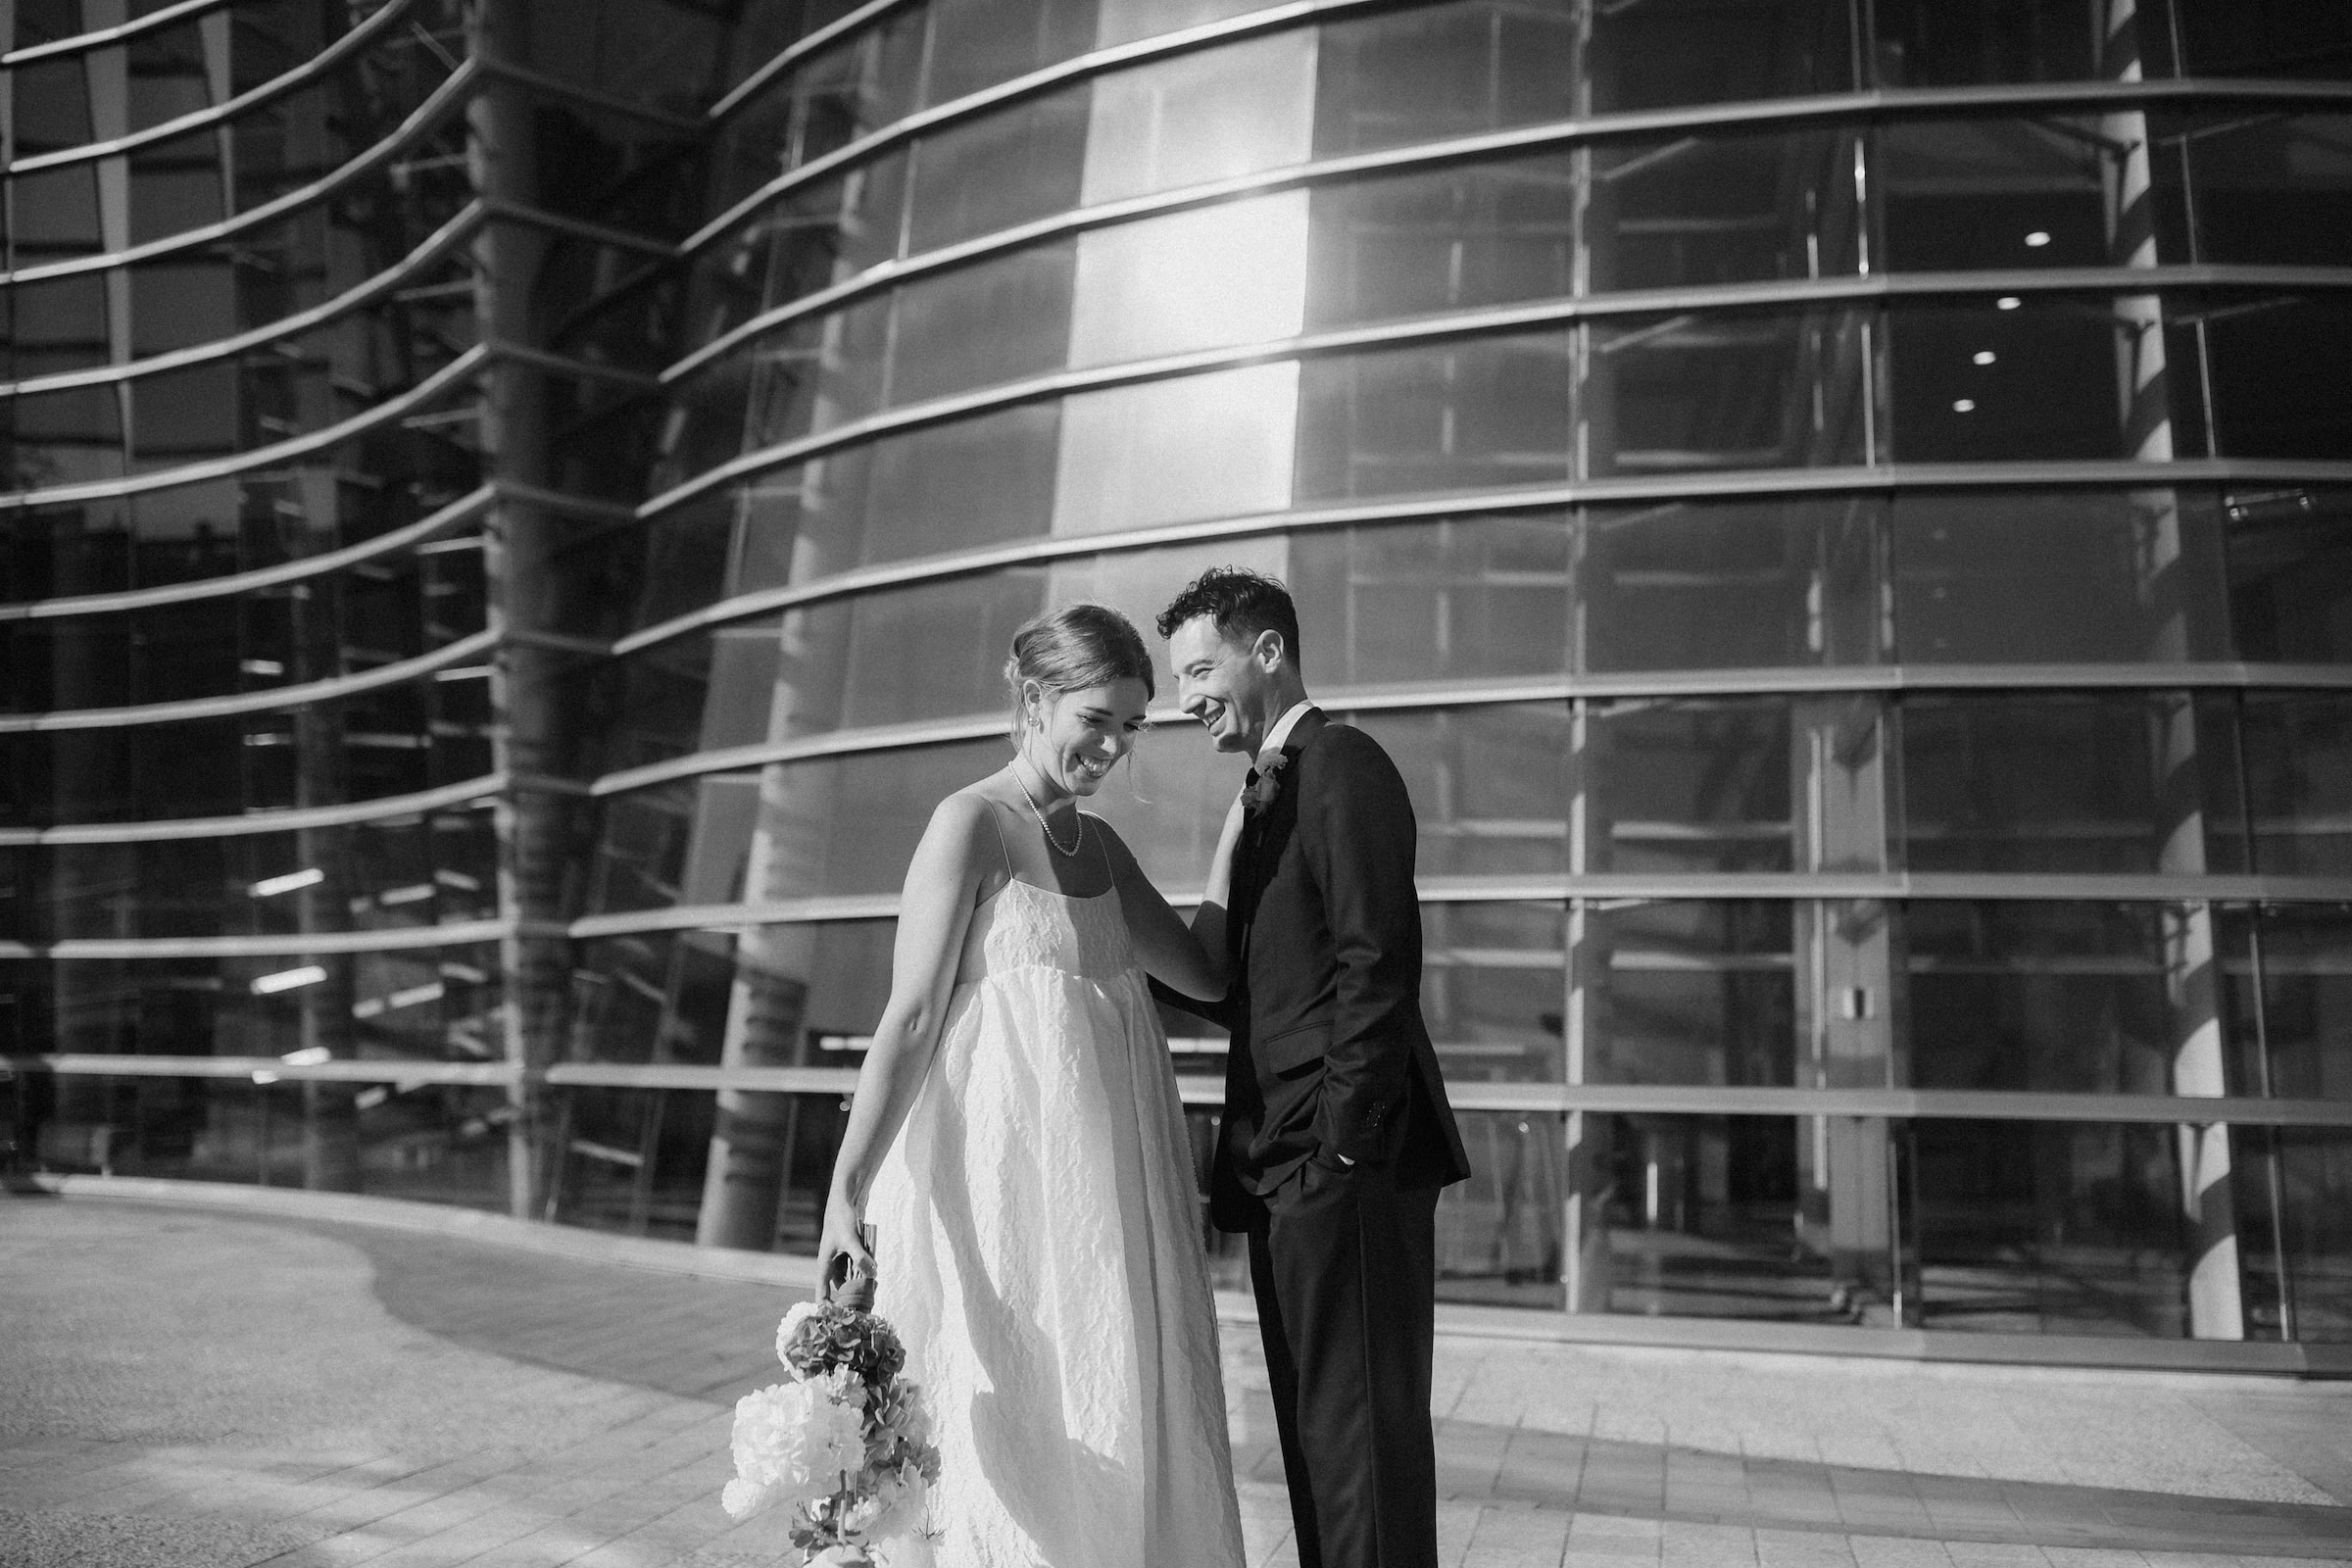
[1157,568,1471,1568]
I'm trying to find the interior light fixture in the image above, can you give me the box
[1996,296,2023,311]
[252,964,328,995]
[240,659,284,677]
[281,1046,331,1066]
[1973,351,1997,366]
[1952,399,1978,413]
[2025,230,2052,247]
[250,867,325,898]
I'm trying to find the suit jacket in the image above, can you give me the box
[1182,709,1472,1233]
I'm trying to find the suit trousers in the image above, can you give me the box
[1246,1154,1441,1568]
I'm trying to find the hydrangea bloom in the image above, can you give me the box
[721,1369,869,1521]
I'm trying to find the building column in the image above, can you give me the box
[467,0,571,1221]
[2100,0,2244,1339]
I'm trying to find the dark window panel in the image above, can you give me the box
[1575,902,1798,1087]
[1296,332,1575,501]
[924,0,1098,108]
[2239,695,2352,878]
[1880,119,2111,272]
[887,240,1075,407]
[1437,1108,1566,1309]
[2225,906,2352,1104]
[1592,309,1867,476]
[1288,513,1573,689]
[1585,496,1884,672]
[2155,114,2352,267]
[1891,488,2232,665]
[1358,703,1572,880]
[1310,2,1579,156]
[2173,0,2352,80]
[2201,295,2352,461]
[1885,297,2136,463]
[1898,693,2250,875]
[1872,0,2101,87]
[2225,488,2352,664]
[905,87,1088,256]
[2264,1128,2352,1340]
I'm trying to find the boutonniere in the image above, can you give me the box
[1246,752,1289,815]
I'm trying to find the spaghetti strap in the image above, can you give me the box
[983,795,1016,880]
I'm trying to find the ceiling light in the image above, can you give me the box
[1952,399,1978,413]
[1996,296,2022,311]
[250,867,324,898]
[252,964,328,995]
[1973,351,1997,366]
[2025,230,2052,247]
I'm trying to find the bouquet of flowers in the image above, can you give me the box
[721,1295,941,1565]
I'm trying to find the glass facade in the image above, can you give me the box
[6,0,2351,1362]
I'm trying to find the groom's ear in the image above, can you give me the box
[1252,629,1287,670]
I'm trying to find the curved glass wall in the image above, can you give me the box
[12,0,2351,1359]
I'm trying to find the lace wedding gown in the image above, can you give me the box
[867,873,1248,1568]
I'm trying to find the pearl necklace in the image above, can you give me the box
[1009,760,1085,858]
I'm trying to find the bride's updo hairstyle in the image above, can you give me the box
[1004,604,1155,740]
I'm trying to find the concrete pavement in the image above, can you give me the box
[4,1190,2351,1567]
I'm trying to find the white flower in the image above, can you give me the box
[720,1374,871,1521]
[776,1299,821,1365]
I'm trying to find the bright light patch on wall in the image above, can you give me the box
[252,964,328,995]
[250,867,325,898]
[1973,350,1997,366]
[2025,230,2051,247]
[1952,399,1978,413]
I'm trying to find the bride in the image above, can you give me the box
[816,603,1250,1568]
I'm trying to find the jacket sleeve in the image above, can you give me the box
[1301,727,1422,1163]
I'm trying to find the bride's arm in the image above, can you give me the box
[1102,790,1247,1003]
[816,793,993,1297]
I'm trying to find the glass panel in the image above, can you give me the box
[2172,0,2352,81]
[2270,1127,2352,1341]
[1573,902,1797,1087]
[833,571,1050,731]
[2157,114,2352,267]
[2226,905,2352,1102]
[2203,295,2352,462]
[924,0,1098,106]
[1886,296,2143,463]
[1897,693,2248,874]
[1906,902,2216,1094]
[1880,119,2112,271]
[1583,0,1855,113]
[1309,2,1578,156]
[1872,0,2100,86]
[1913,1119,2192,1337]
[547,1085,718,1241]
[1051,362,1298,535]
[1355,704,1572,879]
[1583,496,1886,672]
[1580,700,1796,874]
[1438,1108,1566,1309]
[1288,513,1573,690]
[2239,695,2352,877]
[889,241,1076,406]
[1424,902,1566,1085]
[17,1072,510,1208]
[1567,1112,1842,1321]
[1079,29,1316,206]
[1070,194,1308,367]
[906,86,1089,255]
[2225,487,2352,663]
[1891,489,2232,665]
[1296,331,1574,501]
[1589,308,1868,477]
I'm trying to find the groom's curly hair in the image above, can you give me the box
[1155,567,1302,670]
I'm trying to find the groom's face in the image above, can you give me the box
[1168,616,1276,757]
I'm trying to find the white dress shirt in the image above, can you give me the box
[1259,699,1315,760]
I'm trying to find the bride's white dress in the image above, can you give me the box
[868,872,1247,1568]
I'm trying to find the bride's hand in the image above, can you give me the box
[816,1189,872,1302]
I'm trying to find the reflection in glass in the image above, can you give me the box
[1573,903,1796,1087]
[1583,496,1883,671]
[1289,514,1571,689]
[2203,296,2352,461]
[2223,905,2352,1103]
[1873,0,2100,86]
[1438,1108,1565,1308]
[1079,29,1316,206]
[1297,332,1573,500]
[907,87,1089,255]
[1898,693,2247,875]
[1906,903,2205,1094]
[1070,195,1308,367]
[1052,363,1298,534]
[1913,1119,2193,1337]
[2226,488,2352,664]
[1358,704,1571,879]
[1580,701,1795,875]
[1423,902,1566,1085]
[1590,308,1867,476]
[17,1073,511,1208]
[2268,1128,2352,1340]
[1892,489,2231,664]
[2156,114,2352,267]
[2239,695,2352,877]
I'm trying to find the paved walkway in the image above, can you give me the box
[5,1193,2352,1567]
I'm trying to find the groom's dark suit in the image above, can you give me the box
[1199,707,1471,1568]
